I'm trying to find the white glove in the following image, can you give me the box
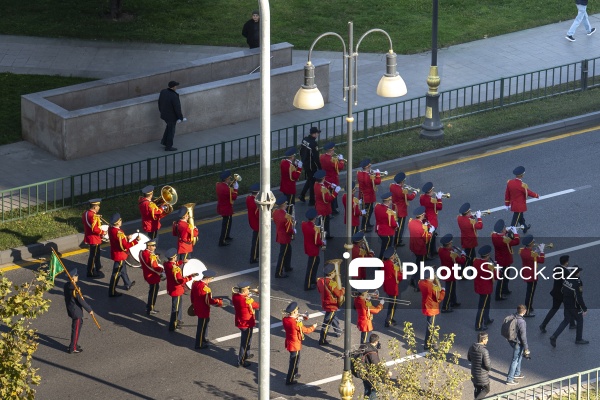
[505,205,510,211]
[176,119,182,123]
[375,169,380,174]
[510,226,518,234]
[361,209,367,215]
[538,244,545,252]
[182,117,187,122]
[330,183,337,189]
[297,160,303,168]
[461,251,466,256]
[338,154,344,160]
[429,226,435,233]
[436,191,443,200]
[379,299,385,305]
[335,186,341,193]
[294,228,297,234]
[413,190,418,195]
[475,210,482,218]
[323,240,327,246]
[358,199,363,207]
[233,182,239,190]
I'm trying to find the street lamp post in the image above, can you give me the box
[420,0,444,139]
[293,21,407,400]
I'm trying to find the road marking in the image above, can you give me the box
[545,240,600,258]
[487,188,578,213]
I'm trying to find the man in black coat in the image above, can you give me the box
[359,333,391,399]
[468,332,491,399]
[550,266,589,346]
[158,80,184,152]
[540,255,573,333]
[298,127,321,206]
[63,269,94,354]
[241,10,260,49]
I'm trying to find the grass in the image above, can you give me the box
[0,0,578,54]
[1,86,600,251]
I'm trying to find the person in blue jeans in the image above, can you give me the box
[565,0,596,42]
[506,305,531,385]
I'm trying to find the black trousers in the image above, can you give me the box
[69,317,83,352]
[238,328,253,365]
[108,260,132,296]
[87,244,102,275]
[378,235,393,259]
[386,294,399,324]
[360,331,369,344]
[474,383,490,399]
[169,295,183,331]
[427,232,438,256]
[541,297,563,328]
[161,120,177,148]
[300,169,317,205]
[495,267,511,298]
[475,294,491,329]
[286,351,301,384]
[304,255,320,290]
[250,230,259,262]
[442,280,458,311]
[394,216,407,246]
[463,248,475,268]
[511,212,526,227]
[195,317,209,348]
[148,230,158,240]
[275,243,292,277]
[361,202,374,230]
[551,307,584,341]
[324,215,331,237]
[320,311,340,343]
[524,281,537,314]
[146,283,159,312]
[219,215,232,245]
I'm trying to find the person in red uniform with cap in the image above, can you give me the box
[420,182,444,257]
[520,235,546,317]
[273,196,295,278]
[282,301,317,385]
[375,191,398,259]
[108,213,138,297]
[140,240,163,315]
[314,169,340,239]
[390,172,418,248]
[355,290,385,344]
[280,147,303,213]
[190,270,223,349]
[419,274,445,350]
[382,247,402,328]
[302,208,324,290]
[492,219,520,301]
[408,206,432,290]
[173,206,198,261]
[232,281,259,368]
[474,245,495,331]
[457,202,483,268]
[138,185,165,241]
[505,166,539,233]
[438,234,466,313]
[342,181,363,236]
[216,170,239,246]
[351,231,373,280]
[164,248,196,331]
[320,142,345,215]
[246,183,260,264]
[357,159,382,232]
[82,198,105,278]
[317,263,345,345]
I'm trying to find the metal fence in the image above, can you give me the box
[2,57,600,221]
[485,366,600,400]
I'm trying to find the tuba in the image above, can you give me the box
[326,259,345,306]
[183,203,197,245]
[153,185,178,215]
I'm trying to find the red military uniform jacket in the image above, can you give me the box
[302,220,323,257]
[320,153,345,186]
[354,296,383,332]
[357,170,381,203]
[473,258,494,295]
[108,226,138,261]
[164,260,192,297]
[342,193,361,227]
[283,316,315,352]
[216,182,238,216]
[138,197,164,233]
[375,203,398,236]
[419,279,445,316]
[383,258,402,297]
[273,208,294,245]
[317,277,345,312]
[246,194,259,232]
[173,219,198,254]
[390,183,417,218]
[520,247,545,282]
[140,249,163,285]
[492,232,520,267]
[280,159,302,195]
[457,215,483,249]
[438,247,466,282]
[505,178,539,212]
[420,194,442,228]
[232,292,259,329]
[191,280,223,318]
[314,182,337,217]
[82,209,103,245]
[408,218,431,256]
[351,243,369,280]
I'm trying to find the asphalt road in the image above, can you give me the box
[4,127,600,400]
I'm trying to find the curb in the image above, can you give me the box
[2,111,599,268]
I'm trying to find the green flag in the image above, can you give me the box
[49,251,64,284]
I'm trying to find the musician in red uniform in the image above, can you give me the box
[375,192,398,259]
[420,182,443,257]
[390,172,418,247]
[320,142,345,215]
[473,245,495,331]
[505,166,539,232]
[164,248,196,331]
[314,169,339,239]
[419,274,445,350]
[520,235,545,317]
[317,263,345,345]
[351,231,373,280]
[492,219,520,301]
[408,206,432,290]
[138,185,165,240]
[280,147,302,213]
[282,302,317,385]
[438,234,466,313]
[173,206,198,261]
[382,247,402,328]
[246,183,260,264]
[140,241,163,315]
[357,159,382,232]
[232,281,259,368]
[355,290,384,344]
[107,213,138,297]
[216,170,239,246]
[342,181,363,236]
[191,270,222,349]
[457,202,483,267]
[82,198,104,277]
[301,208,324,290]
[273,196,295,278]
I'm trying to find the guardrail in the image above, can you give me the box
[484,366,600,399]
[2,56,600,222]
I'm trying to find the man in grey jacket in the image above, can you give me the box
[506,304,530,385]
[468,332,491,399]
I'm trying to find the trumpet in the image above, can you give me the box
[472,209,491,217]
[440,193,451,199]
[332,152,348,163]
[295,311,310,322]
[369,170,389,176]
[403,184,420,193]
[232,286,260,295]
[537,243,554,252]
[229,173,242,187]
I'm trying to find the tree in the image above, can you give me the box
[353,321,469,400]
[0,269,53,400]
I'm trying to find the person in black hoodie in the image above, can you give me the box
[63,269,94,354]
[359,333,391,399]
[550,265,589,346]
[467,332,491,399]
[241,11,260,49]
[540,255,574,333]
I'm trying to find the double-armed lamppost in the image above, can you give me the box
[293,21,407,399]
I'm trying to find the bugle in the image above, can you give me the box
[403,184,420,193]
[537,243,554,252]
[153,185,178,215]
[332,152,348,163]
[326,259,345,306]
[440,193,451,199]
[369,170,389,177]
[229,173,242,187]
[474,209,491,216]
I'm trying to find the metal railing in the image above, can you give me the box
[2,56,600,222]
[485,366,600,399]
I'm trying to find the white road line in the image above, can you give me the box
[155,266,260,296]
[487,188,577,213]
[546,240,600,258]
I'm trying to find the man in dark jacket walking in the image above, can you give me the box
[158,80,184,151]
[550,265,589,346]
[241,10,260,49]
[540,255,573,333]
[298,127,321,206]
[359,333,391,400]
[468,332,491,399]
[63,269,94,354]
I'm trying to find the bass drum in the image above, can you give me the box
[183,258,207,289]
[128,232,150,265]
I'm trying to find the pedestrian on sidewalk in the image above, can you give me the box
[468,332,491,399]
[550,265,589,347]
[566,0,596,41]
[505,305,530,386]
[242,10,260,49]
[158,80,184,151]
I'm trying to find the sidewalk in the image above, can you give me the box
[1,15,600,190]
